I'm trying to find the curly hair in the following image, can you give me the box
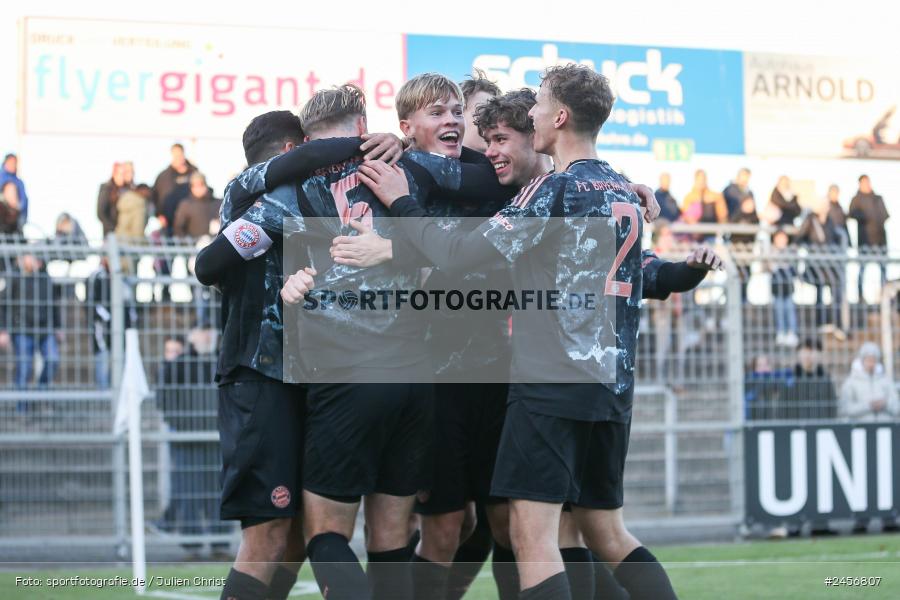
[474,88,536,137]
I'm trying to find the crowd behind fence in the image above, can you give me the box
[0,225,897,556]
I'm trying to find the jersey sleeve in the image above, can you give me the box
[641,250,669,300]
[264,137,363,190]
[239,183,306,236]
[478,174,563,263]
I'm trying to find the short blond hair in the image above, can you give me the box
[299,84,367,136]
[396,73,464,120]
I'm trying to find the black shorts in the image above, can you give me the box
[218,379,306,521]
[416,381,509,514]
[490,398,630,509]
[303,381,434,500]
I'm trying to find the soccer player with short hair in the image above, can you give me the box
[279,84,437,600]
[358,64,680,600]
[459,68,502,153]
[194,110,403,600]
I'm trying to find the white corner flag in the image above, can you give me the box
[113,329,150,436]
[113,328,150,594]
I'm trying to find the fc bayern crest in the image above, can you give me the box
[271,485,291,508]
[234,223,261,249]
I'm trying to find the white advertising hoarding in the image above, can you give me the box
[744,52,900,159]
[21,17,406,139]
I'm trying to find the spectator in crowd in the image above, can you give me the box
[767,175,802,227]
[173,173,222,239]
[115,184,150,241]
[745,354,791,420]
[151,143,197,219]
[85,257,137,389]
[770,228,799,347]
[1,181,22,236]
[839,342,899,533]
[681,169,727,227]
[784,338,836,420]
[0,153,28,226]
[0,253,62,390]
[54,212,87,245]
[826,184,849,247]
[849,175,889,302]
[97,162,135,236]
[729,194,760,246]
[157,328,229,558]
[797,195,847,337]
[655,172,681,222]
[722,167,754,218]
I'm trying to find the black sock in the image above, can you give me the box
[590,553,629,600]
[265,566,297,600]
[519,572,572,600]
[613,546,677,600]
[306,532,371,600]
[411,554,450,600]
[220,568,268,600]
[560,548,595,600]
[445,522,493,600]
[367,547,412,600]
[402,530,421,561]
[491,542,519,600]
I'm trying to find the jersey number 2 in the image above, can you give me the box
[604,202,640,297]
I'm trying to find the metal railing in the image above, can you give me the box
[0,227,897,557]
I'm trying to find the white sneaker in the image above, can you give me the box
[785,332,799,347]
[775,333,786,346]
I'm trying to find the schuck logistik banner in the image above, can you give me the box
[406,34,746,155]
[20,17,406,139]
[743,52,900,160]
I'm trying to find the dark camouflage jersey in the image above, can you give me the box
[401,150,514,378]
[215,157,300,383]
[478,159,644,421]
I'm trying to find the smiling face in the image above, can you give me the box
[483,123,543,188]
[400,95,465,158]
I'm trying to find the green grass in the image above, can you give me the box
[3,534,900,599]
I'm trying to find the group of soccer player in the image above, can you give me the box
[195,63,724,600]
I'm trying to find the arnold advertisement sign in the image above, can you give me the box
[743,52,900,160]
[744,424,898,526]
[406,34,745,156]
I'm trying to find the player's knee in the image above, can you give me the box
[422,513,465,554]
[243,518,292,562]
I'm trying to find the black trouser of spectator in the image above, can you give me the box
[169,441,230,548]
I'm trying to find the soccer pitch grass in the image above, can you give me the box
[3,534,900,599]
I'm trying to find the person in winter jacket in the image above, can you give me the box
[0,153,28,226]
[0,253,62,388]
[768,175,802,228]
[839,342,899,533]
[849,175,889,302]
[839,342,899,422]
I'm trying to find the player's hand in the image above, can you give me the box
[55,330,65,344]
[281,267,317,305]
[331,220,393,267]
[360,133,404,165]
[357,161,409,208]
[686,246,723,271]
[631,183,660,223]
[0,330,10,352]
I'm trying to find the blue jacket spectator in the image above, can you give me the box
[655,173,681,222]
[0,154,28,225]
